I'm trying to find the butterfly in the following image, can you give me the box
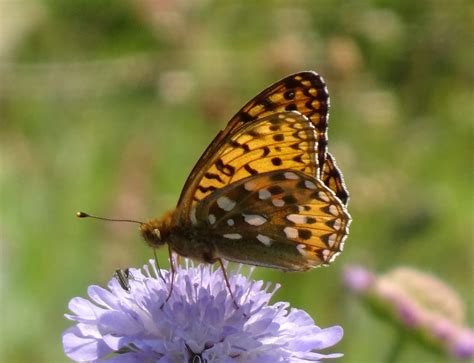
[79,71,351,304]
[140,71,350,271]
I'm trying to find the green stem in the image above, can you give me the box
[386,329,407,363]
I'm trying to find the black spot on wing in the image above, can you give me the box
[240,112,256,122]
[198,185,217,193]
[299,229,312,240]
[215,159,235,176]
[293,155,303,163]
[268,185,284,195]
[262,146,270,157]
[261,97,274,108]
[229,140,250,152]
[205,172,224,183]
[282,195,297,204]
[270,172,287,181]
[284,90,295,100]
[271,157,282,166]
[244,164,258,175]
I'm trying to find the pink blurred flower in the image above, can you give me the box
[343,265,473,360]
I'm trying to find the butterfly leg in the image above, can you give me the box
[153,248,166,283]
[164,244,176,304]
[217,258,241,311]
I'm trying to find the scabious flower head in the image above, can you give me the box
[343,265,474,360]
[63,260,344,362]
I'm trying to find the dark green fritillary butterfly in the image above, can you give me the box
[139,71,351,270]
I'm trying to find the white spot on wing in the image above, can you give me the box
[284,171,299,180]
[322,249,331,260]
[259,189,271,200]
[190,206,197,226]
[217,196,236,211]
[327,234,337,248]
[272,199,285,207]
[208,214,216,225]
[284,227,298,239]
[286,214,308,224]
[223,233,242,240]
[304,180,317,190]
[297,244,308,256]
[318,192,330,202]
[227,219,235,226]
[257,234,272,246]
[333,218,342,231]
[329,205,339,216]
[243,214,267,226]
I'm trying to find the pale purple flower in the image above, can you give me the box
[63,260,344,362]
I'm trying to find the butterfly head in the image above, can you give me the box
[140,210,174,248]
[140,219,165,248]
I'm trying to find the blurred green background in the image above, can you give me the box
[1,1,472,362]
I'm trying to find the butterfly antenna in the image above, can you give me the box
[76,211,143,225]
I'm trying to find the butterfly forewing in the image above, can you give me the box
[193,169,350,271]
[228,71,330,172]
[176,112,320,224]
[178,72,331,208]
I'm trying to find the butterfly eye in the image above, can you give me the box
[153,229,161,239]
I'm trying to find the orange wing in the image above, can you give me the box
[226,71,330,171]
[178,72,330,206]
[175,112,319,225]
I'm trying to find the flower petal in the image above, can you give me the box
[62,325,111,361]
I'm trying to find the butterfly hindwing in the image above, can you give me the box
[321,152,349,206]
[194,169,350,271]
[176,111,320,224]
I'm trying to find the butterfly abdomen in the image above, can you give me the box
[167,225,218,263]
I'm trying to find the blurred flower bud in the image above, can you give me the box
[343,265,473,360]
